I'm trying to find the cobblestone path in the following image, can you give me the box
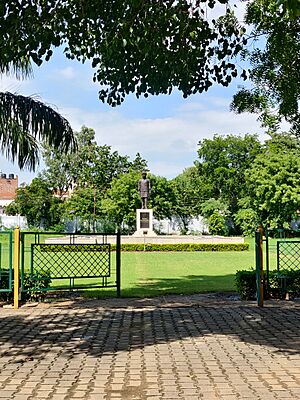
[0,295,300,399]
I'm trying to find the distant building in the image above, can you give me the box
[0,173,18,215]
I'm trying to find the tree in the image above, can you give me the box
[196,134,261,219]
[171,167,205,233]
[244,133,300,228]
[1,1,247,106]
[42,126,147,194]
[208,211,227,235]
[62,186,103,232]
[231,0,300,133]
[148,175,175,221]
[5,177,62,229]
[0,27,75,170]
[234,207,259,236]
[101,171,141,231]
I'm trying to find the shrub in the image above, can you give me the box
[268,269,300,297]
[208,212,227,235]
[0,270,51,302]
[235,269,300,300]
[234,269,256,300]
[111,243,249,252]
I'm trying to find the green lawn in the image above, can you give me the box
[84,238,279,298]
[0,234,280,298]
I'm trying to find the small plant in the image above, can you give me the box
[235,269,256,300]
[22,270,52,301]
[0,270,51,302]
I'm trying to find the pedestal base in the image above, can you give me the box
[132,209,157,237]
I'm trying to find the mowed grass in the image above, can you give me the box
[0,234,280,298]
[84,238,278,298]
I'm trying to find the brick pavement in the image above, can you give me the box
[0,295,300,399]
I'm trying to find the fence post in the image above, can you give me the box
[116,230,121,297]
[255,225,264,307]
[13,226,20,309]
[265,227,270,297]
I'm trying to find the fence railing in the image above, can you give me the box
[20,231,121,296]
[257,228,300,301]
[0,229,121,307]
[277,241,300,272]
[0,231,13,294]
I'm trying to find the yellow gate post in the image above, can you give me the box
[13,226,20,309]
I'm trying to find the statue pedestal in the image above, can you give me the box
[133,209,157,237]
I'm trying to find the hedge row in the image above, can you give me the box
[235,269,300,300]
[111,243,249,252]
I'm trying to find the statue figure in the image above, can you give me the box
[138,172,151,209]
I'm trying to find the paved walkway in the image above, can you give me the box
[0,295,300,399]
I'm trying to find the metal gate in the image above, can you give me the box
[20,231,121,296]
[277,241,300,272]
[0,231,13,295]
[261,228,300,299]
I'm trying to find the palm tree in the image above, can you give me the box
[0,63,77,170]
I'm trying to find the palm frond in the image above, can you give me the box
[0,59,33,80]
[0,92,77,170]
[0,123,39,170]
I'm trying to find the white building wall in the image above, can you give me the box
[153,216,209,235]
[0,215,28,229]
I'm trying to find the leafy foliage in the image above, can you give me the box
[231,0,300,133]
[43,126,147,194]
[234,269,257,300]
[0,269,51,302]
[111,243,249,252]
[4,177,63,229]
[0,1,246,106]
[171,167,205,233]
[244,133,300,228]
[235,268,300,301]
[101,170,141,231]
[208,211,227,235]
[196,134,261,232]
[102,171,175,231]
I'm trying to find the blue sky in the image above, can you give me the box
[0,2,266,184]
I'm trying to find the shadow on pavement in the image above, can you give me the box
[0,298,300,363]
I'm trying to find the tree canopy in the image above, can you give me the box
[1,0,246,106]
[243,133,300,228]
[196,133,262,217]
[231,0,300,133]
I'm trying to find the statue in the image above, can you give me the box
[138,172,151,209]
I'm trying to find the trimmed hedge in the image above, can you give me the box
[111,243,249,252]
[235,269,300,300]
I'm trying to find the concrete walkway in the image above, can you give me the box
[0,295,300,399]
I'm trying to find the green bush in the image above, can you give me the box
[235,269,300,300]
[0,270,51,302]
[235,269,257,300]
[111,243,249,252]
[268,269,300,297]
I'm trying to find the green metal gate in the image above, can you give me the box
[277,241,300,271]
[20,231,121,296]
[0,231,13,295]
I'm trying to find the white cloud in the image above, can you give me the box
[0,75,31,93]
[58,67,77,80]
[61,98,264,178]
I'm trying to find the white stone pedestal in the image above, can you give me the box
[133,209,157,236]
